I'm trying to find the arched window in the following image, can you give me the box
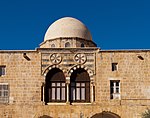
[70,68,90,103]
[45,68,66,103]
[51,44,55,48]
[81,43,84,47]
[65,42,70,47]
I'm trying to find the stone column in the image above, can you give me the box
[41,82,45,105]
[91,78,94,103]
[66,77,70,104]
[43,83,45,102]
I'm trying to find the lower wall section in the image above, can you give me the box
[0,104,149,118]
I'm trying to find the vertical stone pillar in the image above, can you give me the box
[66,77,70,104]
[42,83,45,102]
[91,78,94,103]
[41,82,45,105]
[119,82,121,93]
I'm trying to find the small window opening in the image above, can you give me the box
[0,83,9,103]
[110,80,120,99]
[65,42,71,47]
[112,63,118,71]
[81,43,84,47]
[0,66,6,76]
[51,44,55,48]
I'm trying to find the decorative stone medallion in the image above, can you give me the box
[50,53,62,64]
[74,53,87,64]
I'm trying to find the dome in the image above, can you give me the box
[44,17,92,41]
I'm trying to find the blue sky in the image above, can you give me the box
[0,0,150,50]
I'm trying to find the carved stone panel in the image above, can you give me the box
[74,53,87,64]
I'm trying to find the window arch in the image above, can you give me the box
[45,68,66,103]
[65,42,71,47]
[70,68,90,103]
[51,44,55,48]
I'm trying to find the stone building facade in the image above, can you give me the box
[0,17,150,118]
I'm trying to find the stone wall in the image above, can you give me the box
[0,49,150,118]
[96,50,150,102]
[0,51,42,105]
[0,104,149,118]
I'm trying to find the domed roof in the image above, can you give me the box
[44,17,92,41]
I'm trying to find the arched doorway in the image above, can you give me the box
[91,111,121,118]
[45,68,66,104]
[70,68,90,103]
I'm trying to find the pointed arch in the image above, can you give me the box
[91,111,121,118]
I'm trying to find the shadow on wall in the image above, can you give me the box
[91,111,121,118]
[38,115,53,118]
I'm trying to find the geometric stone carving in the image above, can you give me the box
[50,53,62,64]
[74,53,87,64]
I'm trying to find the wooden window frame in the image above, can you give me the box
[0,83,9,103]
[45,68,66,104]
[70,68,90,103]
[70,81,90,102]
[110,80,120,99]
[49,82,66,102]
